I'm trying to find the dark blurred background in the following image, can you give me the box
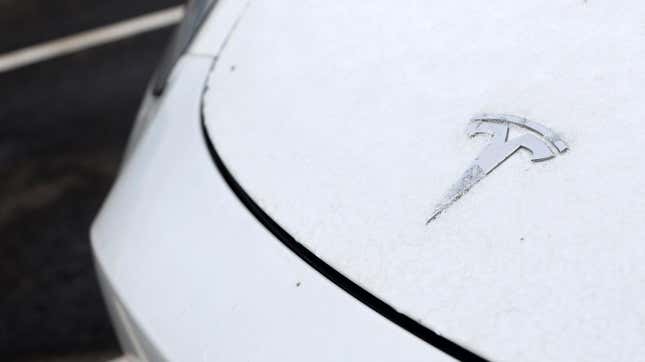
[0,1,184,360]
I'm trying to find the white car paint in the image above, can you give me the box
[94,0,645,360]
[197,1,645,361]
[92,56,453,361]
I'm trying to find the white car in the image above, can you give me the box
[92,1,645,361]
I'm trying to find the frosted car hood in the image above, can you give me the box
[201,1,645,360]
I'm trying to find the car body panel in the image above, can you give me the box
[199,1,645,360]
[91,55,453,361]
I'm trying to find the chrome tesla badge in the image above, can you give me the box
[427,113,568,224]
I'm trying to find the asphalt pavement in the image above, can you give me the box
[1,1,183,360]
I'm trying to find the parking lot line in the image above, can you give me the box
[0,6,184,73]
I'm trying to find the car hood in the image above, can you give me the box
[200,1,645,360]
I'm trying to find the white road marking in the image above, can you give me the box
[0,6,184,73]
[108,357,133,362]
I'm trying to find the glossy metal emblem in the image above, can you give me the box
[427,114,568,224]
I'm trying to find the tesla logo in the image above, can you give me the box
[427,113,568,224]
